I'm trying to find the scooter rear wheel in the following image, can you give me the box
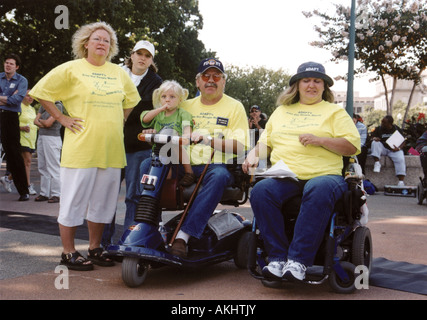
[122,257,149,288]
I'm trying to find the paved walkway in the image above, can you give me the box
[1,157,426,301]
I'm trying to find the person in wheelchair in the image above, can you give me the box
[139,58,249,257]
[242,62,361,281]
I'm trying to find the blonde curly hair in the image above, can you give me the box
[71,21,119,61]
[152,80,189,109]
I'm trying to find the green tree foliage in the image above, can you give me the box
[0,0,213,94]
[225,65,291,116]
[362,106,386,131]
[304,0,426,117]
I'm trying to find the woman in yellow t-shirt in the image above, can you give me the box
[242,62,361,281]
[30,22,140,271]
[5,90,38,195]
[19,90,38,195]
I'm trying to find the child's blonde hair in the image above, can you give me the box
[152,80,189,109]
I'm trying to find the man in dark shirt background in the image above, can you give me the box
[0,53,30,200]
[371,115,406,186]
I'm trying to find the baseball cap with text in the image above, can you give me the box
[197,58,225,74]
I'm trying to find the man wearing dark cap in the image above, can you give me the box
[169,58,249,256]
[249,105,266,146]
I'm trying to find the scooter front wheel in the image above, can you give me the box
[122,257,149,288]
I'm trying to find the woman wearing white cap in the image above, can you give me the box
[102,40,163,246]
[242,62,361,282]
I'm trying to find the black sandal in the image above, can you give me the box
[60,251,94,271]
[87,247,115,267]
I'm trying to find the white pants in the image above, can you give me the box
[58,167,121,227]
[37,135,62,197]
[370,141,406,176]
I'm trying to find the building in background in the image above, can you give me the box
[333,71,427,114]
[334,91,375,114]
[373,71,427,111]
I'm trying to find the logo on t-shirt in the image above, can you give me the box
[216,117,228,126]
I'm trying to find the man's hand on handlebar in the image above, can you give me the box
[191,132,213,145]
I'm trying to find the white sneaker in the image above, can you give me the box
[282,260,307,281]
[28,183,37,195]
[0,176,12,193]
[397,181,405,187]
[262,261,286,279]
[373,161,381,173]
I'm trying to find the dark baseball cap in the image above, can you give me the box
[198,58,225,74]
[289,61,334,87]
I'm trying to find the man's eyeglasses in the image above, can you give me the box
[201,73,223,82]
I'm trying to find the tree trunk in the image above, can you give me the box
[380,74,391,115]
[401,81,417,127]
[389,76,397,114]
[401,69,425,127]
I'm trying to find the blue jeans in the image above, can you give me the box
[102,150,152,246]
[139,159,233,239]
[250,175,347,266]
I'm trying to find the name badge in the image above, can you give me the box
[9,83,16,89]
[216,117,229,126]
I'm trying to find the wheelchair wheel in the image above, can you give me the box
[234,231,251,269]
[122,257,149,288]
[417,181,425,205]
[352,227,373,271]
[328,261,356,294]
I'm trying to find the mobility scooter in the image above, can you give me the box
[107,130,252,287]
[246,159,373,294]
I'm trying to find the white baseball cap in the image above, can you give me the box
[132,40,155,58]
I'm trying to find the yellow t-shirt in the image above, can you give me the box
[30,59,140,168]
[181,94,249,165]
[19,103,38,149]
[259,100,361,180]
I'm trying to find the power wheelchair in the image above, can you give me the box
[244,160,372,294]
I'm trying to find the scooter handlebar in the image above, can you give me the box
[137,133,190,146]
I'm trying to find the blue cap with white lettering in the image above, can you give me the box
[198,58,225,74]
[289,61,334,87]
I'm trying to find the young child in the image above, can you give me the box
[141,80,195,186]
